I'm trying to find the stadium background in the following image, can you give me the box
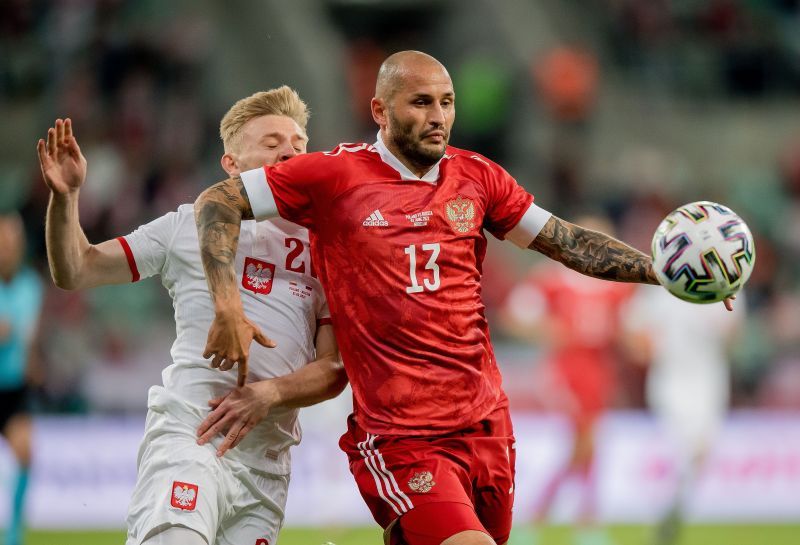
[1,0,799,543]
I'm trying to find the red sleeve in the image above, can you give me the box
[479,156,535,240]
[263,151,341,230]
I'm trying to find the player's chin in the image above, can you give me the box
[417,141,447,160]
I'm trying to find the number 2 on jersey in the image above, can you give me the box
[405,243,440,293]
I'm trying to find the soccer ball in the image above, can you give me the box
[651,201,756,303]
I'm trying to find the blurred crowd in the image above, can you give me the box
[2,0,799,413]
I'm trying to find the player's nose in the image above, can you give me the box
[428,105,445,126]
[278,145,298,163]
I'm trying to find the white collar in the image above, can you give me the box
[374,131,442,184]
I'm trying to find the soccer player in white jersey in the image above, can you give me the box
[36,87,347,545]
[622,286,743,545]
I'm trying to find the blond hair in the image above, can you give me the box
[220,86,309,153]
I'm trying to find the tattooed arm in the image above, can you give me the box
[194,177,274,387]
[529,215,736,311]
[529,216,659,284]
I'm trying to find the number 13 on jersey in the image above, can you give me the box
[405,243,441,293]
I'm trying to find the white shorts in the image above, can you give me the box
[648,372,728,458]
[125,405,289,545]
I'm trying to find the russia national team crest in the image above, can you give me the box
[242,257,275,295]
[170,481,198,511]
[408,471,436,493]
[445,195,475,233]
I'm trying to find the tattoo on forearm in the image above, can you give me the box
[195,177,255,302]
[529,217,659,284]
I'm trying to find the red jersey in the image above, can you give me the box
[532,265,634,354]
[507,264,634,418]
[241,136,549,435]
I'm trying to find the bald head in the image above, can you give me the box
[375,51,451,101]
[371,50,455,177]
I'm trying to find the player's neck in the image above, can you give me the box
[380,134,438,179]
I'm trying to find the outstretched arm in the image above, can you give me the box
[37,118,132,290]
[529,215,735,310]
[194,178,274,385]
[196,324,347,456]
[529,215,658,284]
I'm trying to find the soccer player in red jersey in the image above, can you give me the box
[192,51,731,545]
[503,213,635,544]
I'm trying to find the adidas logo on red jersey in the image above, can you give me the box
[363,209,389,227]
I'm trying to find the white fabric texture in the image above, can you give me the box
[122,203,330,473]
[126,395,288,545]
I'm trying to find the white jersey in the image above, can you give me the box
[119,204,330,474]
[623,285,742,450]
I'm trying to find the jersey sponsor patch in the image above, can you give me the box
[242,257,275,295]
[170,481,198,510]
[445,195,475,233]
[255,539,269,545]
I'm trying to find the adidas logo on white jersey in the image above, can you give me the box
[363,209,389,227]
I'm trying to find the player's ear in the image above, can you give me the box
[220,153,239,177]
[371,97,387,128]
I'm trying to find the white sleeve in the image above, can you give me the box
[241,167,280,221]
[118,210,181,281]
[505,202,553,248]
[316,295,332,326]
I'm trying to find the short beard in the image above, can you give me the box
[388,109,447,170]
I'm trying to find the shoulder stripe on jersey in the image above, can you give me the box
[324,143,377,156]
[469,154,490,166]
[116,237,140,282]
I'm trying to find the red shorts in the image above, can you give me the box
[339,405,516,544]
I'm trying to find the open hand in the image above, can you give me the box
[196,381,279,456]
[203,310,275,387]
[37,118,87,195]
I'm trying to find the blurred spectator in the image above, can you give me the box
[345,39,387,136]
[533,45,599,124]
[532,44,600,211]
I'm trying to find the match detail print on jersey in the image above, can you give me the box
[170,481,199,511]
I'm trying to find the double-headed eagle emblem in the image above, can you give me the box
[445,195,475,233]
[408,471,436,493]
